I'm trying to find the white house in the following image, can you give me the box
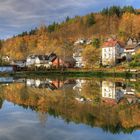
[1,56,10,62]
[74,39,86,46]
[26,53,57,68]
[102,38,124,66]
[124,38,140,56]
[26,55,48,66]
[73,48,85,68]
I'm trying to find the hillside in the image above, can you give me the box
[0,6,140,60]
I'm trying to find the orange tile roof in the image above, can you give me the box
[102,39,124,48]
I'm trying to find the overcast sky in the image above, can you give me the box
[0,0,139,39]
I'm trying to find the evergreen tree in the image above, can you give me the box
[47,22,58,33]
[122,6,135,14]
[66,16,70,22]
[86,13,96,27]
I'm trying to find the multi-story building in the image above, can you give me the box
[102,38,124,66]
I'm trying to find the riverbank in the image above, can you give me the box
[0,70,138,78]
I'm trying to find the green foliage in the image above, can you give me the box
[122,6,136,14]
[92,38,100,48]
[18,31,28,37]
[28,28,37,35]
[86,13,96,27]
[109,6,122,17]
[0,40,3,50]
[129,54,140,67]
[47,22,59,33]
[101,6,136,17]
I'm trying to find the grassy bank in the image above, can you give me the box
[0,70,136,78]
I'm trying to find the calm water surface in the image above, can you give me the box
[0,77,140,140]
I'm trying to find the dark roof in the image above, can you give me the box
[48,53,57,62]
[28,53,58,62]
[59,56,76,63]
[35,55,49,60]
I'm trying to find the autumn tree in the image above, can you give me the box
[19,38,28,57]
[119,13,135,38]
[82,46,100,68]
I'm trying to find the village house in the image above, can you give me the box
[74,39,86,46]
[74,38,93,46]
[26,53,57,68]
[73,52,85,68]
[124,38,140,56]
[102,38,124,66]
[73,48,85,68]
[1,56,10,62]
[51,56,76,68]
[11,60,26,69]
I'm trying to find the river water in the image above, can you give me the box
[0,76,139,140]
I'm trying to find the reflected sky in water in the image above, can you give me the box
[0,77,140,140]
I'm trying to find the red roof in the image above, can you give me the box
[102,38,124,48]
[102,98,117,105]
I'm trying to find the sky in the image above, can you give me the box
[0,0,140,39]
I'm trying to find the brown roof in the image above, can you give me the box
[125,45,137,50]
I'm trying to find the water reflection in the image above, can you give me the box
[101,80,139,104]
[0,77,140,136]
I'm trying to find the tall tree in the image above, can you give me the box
[86,13,96,27]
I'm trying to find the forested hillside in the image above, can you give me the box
[0,6,140,60]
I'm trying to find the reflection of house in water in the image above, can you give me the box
[73,79,92,103]
[73,79,86,92]
[26,79,58,90]
[26,79,76,91]
[101,80,139,104]
[102,81,124,104]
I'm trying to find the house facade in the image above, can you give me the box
[73,48,85,68]
[102,38,124,66]
[51,56,76,68]
[26,53,57,68]
[124,38,140,56]
[73,52,85,68]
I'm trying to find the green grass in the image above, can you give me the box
[2,70,134,79]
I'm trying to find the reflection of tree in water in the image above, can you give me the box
[101,123,134,134]
[20,87,29,101]
[0,98,3,109]
[38,112,48,127]
[0,78,140,134]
